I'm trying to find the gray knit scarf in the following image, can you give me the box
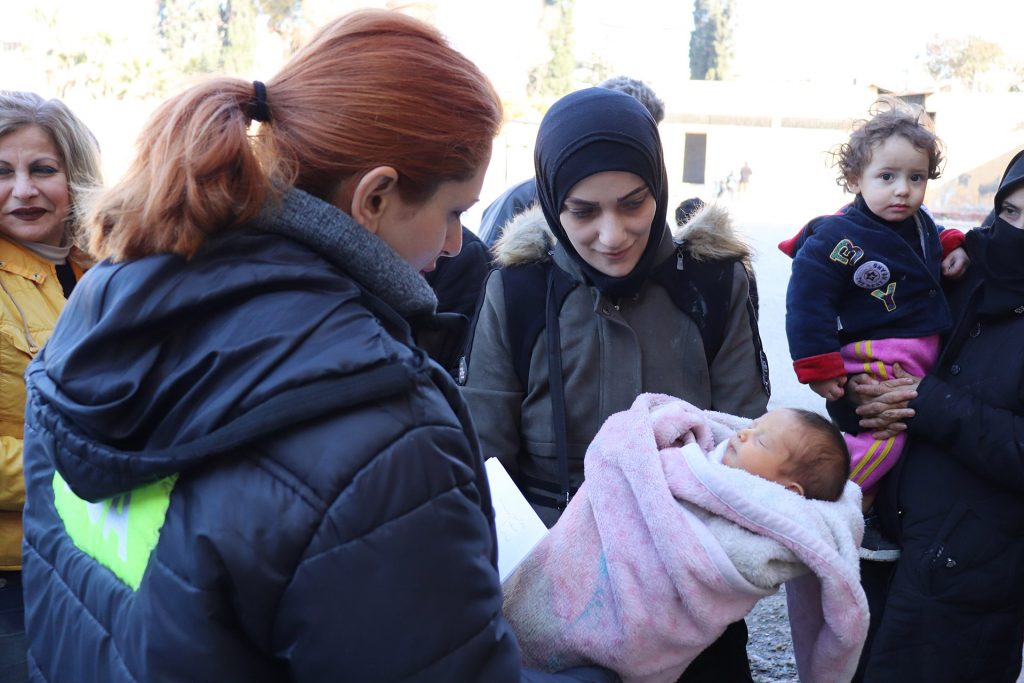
[256,188,437,318]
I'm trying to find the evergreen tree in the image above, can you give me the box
[689,0,732,81]
[527,0,576,99]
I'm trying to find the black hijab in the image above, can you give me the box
[966,149,1024,314]
[534,87,668,298]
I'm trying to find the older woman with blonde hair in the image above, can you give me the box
[0,90,100,682]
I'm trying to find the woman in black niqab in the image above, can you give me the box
[853,148,1024,678]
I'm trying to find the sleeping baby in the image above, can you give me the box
[501,393,869,683]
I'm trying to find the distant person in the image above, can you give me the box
[476,75,666,247]
[19,10,617,683]
[463,87,770,683]
[738,161,752,192]
[779,97,968,560]
[716,172,737,200]
[0,90,101,683]
[504,394,867,683]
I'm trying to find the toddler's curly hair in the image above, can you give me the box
[833,96,945,193]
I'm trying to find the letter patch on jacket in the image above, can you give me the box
[829,239,865,266]
[52,472,178,590]
[870,283,898,312]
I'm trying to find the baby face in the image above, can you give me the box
[722,409,804,494]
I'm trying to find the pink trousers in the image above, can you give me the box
[840,335,940,494]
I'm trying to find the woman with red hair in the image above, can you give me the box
[19,10,615,683]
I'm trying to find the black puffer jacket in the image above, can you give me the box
[21,188,617,683]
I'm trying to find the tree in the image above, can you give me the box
[1012,63,1024,93]
[689,0,732,80]
[924,35,1003,90]
[157,0,259,77]
[254,0,306,52]
[527,0,576,99]
[32,9,169,100]
[575,52,614,87]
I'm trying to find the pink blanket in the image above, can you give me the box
[502,394,868,683]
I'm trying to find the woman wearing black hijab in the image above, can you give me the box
[846,149,1024,681]
[463,87,769,682]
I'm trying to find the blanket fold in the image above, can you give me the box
[502,394,868,683]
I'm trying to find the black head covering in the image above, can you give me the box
[994,149,1024,214]
[966,149,1024,314]
[534,87,668,298]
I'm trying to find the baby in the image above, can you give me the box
[709,407,850,502]
[503,395,867,683]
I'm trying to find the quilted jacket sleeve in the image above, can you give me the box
[267,406,517,681]
[267,385,619,682]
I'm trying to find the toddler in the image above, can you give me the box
[780,98,968,544]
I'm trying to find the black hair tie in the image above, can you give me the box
[249,81,271,123]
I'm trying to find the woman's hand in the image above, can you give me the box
[846,364,922,438]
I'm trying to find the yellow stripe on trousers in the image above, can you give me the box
[855,340,890,380]
[850,436,897,484]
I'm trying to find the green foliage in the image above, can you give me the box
[689,0,732,81]
[158,0,258,77]
[575,52,615,86]
[1011,63,1024,93]
[254,0,306,51]
[28,0,305,101]
[527,0,576,100]
[32,9,170,100]
[924,35,1003,90]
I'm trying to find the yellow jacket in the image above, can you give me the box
[0,238,83,570]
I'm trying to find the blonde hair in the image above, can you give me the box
[89,9,502,261]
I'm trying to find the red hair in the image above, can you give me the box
[89,9,502,261]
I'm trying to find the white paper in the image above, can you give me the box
[484,457,549,582]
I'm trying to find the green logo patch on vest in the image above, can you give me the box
[52,472,178,591]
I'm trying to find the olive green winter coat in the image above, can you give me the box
[463,204,769,525]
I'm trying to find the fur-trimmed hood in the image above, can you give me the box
[491,203,752,269]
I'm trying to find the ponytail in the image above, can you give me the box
[89,78,272,261]
[88,9,502,262]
